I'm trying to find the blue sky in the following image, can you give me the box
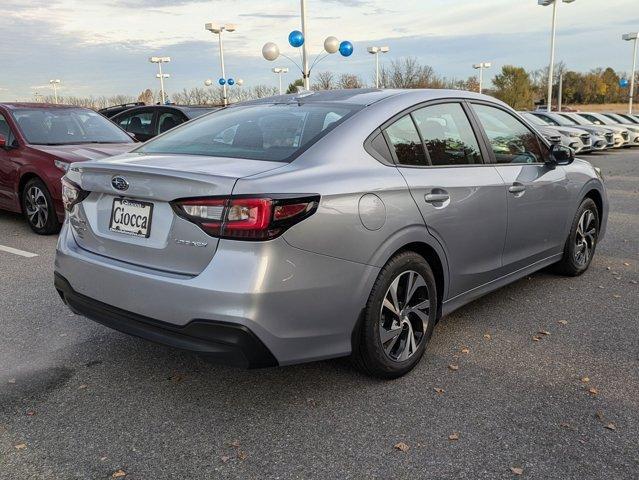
[1,0,637,101]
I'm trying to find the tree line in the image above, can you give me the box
[33,57,631,111]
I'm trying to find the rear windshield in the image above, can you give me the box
[136,103,360,162]
[11,108,133,145]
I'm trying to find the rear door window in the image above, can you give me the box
[119,111,154,136]
[385,115,427,166]
[412,103,483,166]
[157,111,185,134]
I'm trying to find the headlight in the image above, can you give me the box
[54,159,70,172]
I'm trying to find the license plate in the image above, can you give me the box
[109,198,153,238]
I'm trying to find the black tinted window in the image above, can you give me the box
[385,115,427,166]
[120,111,153,135]
[473,104,547,164]
[412,103,482,166]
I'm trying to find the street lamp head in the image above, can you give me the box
[539,0,575,4]
[324,36,340,54]
[156,73,170,78]
[262,42,280,61]
[623,33,639,41]
[473,62,491,69]
[49,79,61,84]
[367,46,379,54]
[380,46,390,53]
[224,24,237,32]
[205,23,221,34]
[149,56,170,63]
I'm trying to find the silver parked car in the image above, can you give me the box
[529,111,612,151]
[54,89,608,378]
[579,112,639,147]
[558,112,625,148]
[519,111,592,153]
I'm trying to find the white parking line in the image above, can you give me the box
[0,245,38,258]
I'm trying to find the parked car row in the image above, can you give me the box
[527,109,639,151]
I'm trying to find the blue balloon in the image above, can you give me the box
[218,78,226,85]
[288,30,304,48]
[227,78,235,86]
[339,40,353,57]
[620,78,630,88]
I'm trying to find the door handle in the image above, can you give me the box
[424,192,450,203]
[508,183,526,194]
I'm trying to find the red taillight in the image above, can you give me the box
[171,195,319,241]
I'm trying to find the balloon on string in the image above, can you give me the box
[288,30,305,48]
[218,78,226,85]
[262,42,280,61]
[339,41,354,57]
[227,78,235,86]
[620,78,630,88]
[324,36,340,54]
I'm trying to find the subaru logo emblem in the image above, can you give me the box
[111,176,129,191]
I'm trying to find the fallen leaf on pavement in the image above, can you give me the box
[461,347,470,354]
[510,467,524,475]
[77,384,87,390]
[588,387,598,396]
[532,336,541,342]
[394,442,409,452]
[112,469,126,478]
[581,377,590,383]
[595,411,605,421]
[630,280,638,284]
[7,378,16,384]
[623,262,630,266]
[613,294,621,298]
[14,443,27,450]
[229,439,241,448]
[558,320,568,325]
[434,388,445,394]
[237,451,248,461]
[26,410,36,416]
[100,457,108,462]
[220,455,231,463]
[483,334,492,340]
[538,330,551,336]
[605,423,617,431]
[448,432,460,441]
[448,364,459,371]
[560,422,571,428]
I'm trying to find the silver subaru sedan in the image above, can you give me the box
[54,89,607,378]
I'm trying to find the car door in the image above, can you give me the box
[0,112,21,209]
[384,101,508,298]
[470,102,571,271]
[116,108,155,142]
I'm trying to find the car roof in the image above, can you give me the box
[0,103,89,110]
[236,88,505,108]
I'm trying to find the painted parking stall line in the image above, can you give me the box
[0,244,39,258]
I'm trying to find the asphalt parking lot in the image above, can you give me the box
[1,149,638,480]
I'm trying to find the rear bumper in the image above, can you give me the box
[55,273,278,368]
[54,222,378,366]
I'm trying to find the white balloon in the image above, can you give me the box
[262,42,280,61]
[204,79,213,86]
[236,78,244,86]
[324,36,339,54]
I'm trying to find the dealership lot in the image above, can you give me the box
[1,150,637,479]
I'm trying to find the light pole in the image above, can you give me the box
[367,46,390,88]
[49,79,61,104]
[205,23,236,106]
[272,67,289,95]
[538,0,575,111]
[149,56,171,104]
[623,33,639,114]
[472,62,491,94]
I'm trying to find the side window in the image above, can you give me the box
[122,111,153,135]
[579,113,603,125]
[157,112,184,134]
[473,104,547,164]
[412,103,482,166]
[0,114,17,147]
[384,115,427,166]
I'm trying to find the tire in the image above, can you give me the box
[554,198,599,276]
[353,251,438,379]
[21,177,61,235]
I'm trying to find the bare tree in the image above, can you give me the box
[379,57,444,89]
[337,73,363,89]
[313,71,335,90]
[138,89,155,105]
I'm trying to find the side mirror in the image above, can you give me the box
[0,134,6,148]
[548,143,575,166]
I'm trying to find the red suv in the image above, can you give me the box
[0,103,135,234]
